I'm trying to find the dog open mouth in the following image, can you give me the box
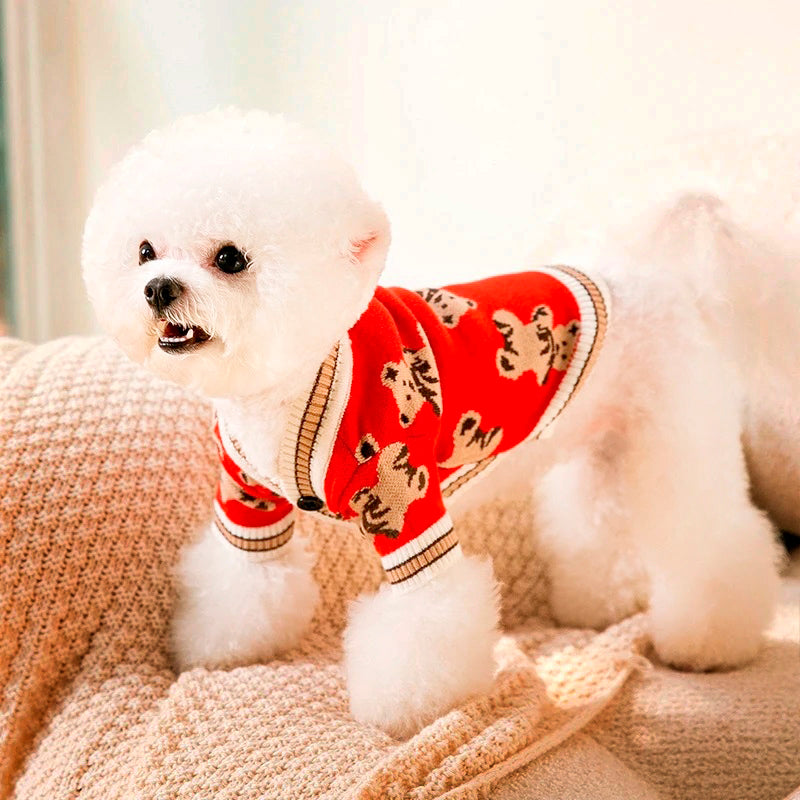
[157,320,211,353]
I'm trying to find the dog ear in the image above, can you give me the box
[349,233,380,263]
[339,201,392,274]
[344,204,391,269]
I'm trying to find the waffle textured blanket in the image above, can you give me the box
[1,336,798,800]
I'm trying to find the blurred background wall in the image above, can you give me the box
[3,0,800,340]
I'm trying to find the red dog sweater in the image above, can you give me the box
[214,266,609,590]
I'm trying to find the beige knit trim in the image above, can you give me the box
[523,265,610,444]
[555,264,609,388]
[441,458,496,500]
[213,516,295,553]
[384,528,459,585]
[277,343,341,510]
[294,344,339,499]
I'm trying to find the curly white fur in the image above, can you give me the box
[172,525,318,670]
[527,193,785,669]
[81,109,792,737]
[344,555,500,737]
[82,109,389,399]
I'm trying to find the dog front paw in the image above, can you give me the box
[171,526,318,671]
[343,554,500,738]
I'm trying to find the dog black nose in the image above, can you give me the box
[144,277,184,314]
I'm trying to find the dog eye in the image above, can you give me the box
[214,245,248,274]
[138,240,156,264]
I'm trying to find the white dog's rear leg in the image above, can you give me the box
[171,524,318,671]
[625,352,781,670]
[534,432,648,629]
[629,425,780,669]
[535,325,780,669]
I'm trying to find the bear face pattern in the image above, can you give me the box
[415,288,477,328]
[349,440,429,538]
[493,304,580,384]
[438,411,503,468]
[219,468,277,512]
[381,338,443,428]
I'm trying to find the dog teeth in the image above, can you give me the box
[160,327,194,343]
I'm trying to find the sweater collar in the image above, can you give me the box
[276,335,353,512]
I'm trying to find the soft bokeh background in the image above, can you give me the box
[3,0,800,340]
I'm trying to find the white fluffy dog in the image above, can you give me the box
[82,109,786,738]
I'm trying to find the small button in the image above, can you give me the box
[297,495,324,512]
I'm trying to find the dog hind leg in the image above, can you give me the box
[533,429,648,630]
[623,339,781,670]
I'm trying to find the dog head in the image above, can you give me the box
[82,109,391,398]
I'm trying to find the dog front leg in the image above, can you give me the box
[343,538,500,738]
[171,521,318,671]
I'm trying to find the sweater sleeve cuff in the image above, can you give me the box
[379,515,462,592]
[213,499,295,556]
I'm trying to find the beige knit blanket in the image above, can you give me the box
[3,336,799,800]
[0,336,651,799]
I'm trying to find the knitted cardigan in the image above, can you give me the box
[214,266,609,590]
